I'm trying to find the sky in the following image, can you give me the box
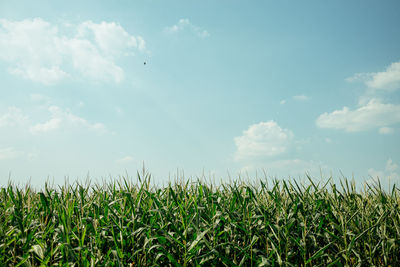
[1,0,400,188]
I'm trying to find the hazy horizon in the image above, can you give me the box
[1,0,399,188]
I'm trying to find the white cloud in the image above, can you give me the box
[116,156,136,164]
[280,100,286,105]
[345,72,373,83]
[367,61,400,90]
[347,61,400,91]
[30,117,62,134]
[164,18,209,38]
[30,94,52,103]
[30,105,106,134]
[0,106,29,127]
[379,127,394,135]
[293,95,310,101]
[0,18,144,84]
[63,37,124,83]
[9,66,68,85]
[234,121,293,160]
[316,99,400,132]
[0,147,22,160]
[0,18,68,84]
[78,21,145,56]
[327,62,400,133]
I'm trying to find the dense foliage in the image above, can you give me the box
[1,173,399,266]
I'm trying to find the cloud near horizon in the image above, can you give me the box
[368,158,400,186]
[234,121,293,160]
[0,18,145,84]
[116,156,136,164]
[0,147,22,161]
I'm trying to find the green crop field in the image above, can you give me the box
[1,172,399,266]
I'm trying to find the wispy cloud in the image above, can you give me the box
[164,18,209,38]
[0,147,22,160]
[321,61,400,133]
[379,127,394,135]
[316,98,400,132]
[0,107,29,128]
[346,61,400,91]
[293,95,310,101]
[1,105,107,135]
[30,94,52,103]
[78,21,146,56]
[0,18,145,84]
[234,120,293,160]
[30,106,106,134]
[116,156,136,164]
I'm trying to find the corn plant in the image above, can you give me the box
[0,172,399,266]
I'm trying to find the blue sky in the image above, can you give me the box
[1,0,399,188]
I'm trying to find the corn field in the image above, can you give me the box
[0,173,399,266]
